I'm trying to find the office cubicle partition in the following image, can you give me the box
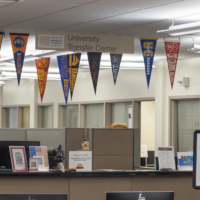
[0,128,140,170]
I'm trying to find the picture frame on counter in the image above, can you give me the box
[9,146,28,172]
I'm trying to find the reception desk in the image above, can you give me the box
[0,171,199,200]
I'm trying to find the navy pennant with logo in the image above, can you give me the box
[57,55,70,105]
[110,53,123,85]
[87,52,102,94]
[10,33,29,85]
[138,37,158,88]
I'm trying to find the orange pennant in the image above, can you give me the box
[35,58,50,102]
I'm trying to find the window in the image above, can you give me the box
[111,102,132,128]
[177,100,199,152]
[38,105,53,128]
[85,104,104,128]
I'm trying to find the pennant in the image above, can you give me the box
[57,55,70,105]
[10,33,29,85]
[87,52,102,94]
[164,41,180,89]
[0,29,5,50]
[35,58,50,103]
[139,37,158,88]
[110,53,123,85]
[68,53,81,100]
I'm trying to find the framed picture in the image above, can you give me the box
[29,158,38,172]
[9,146,28,172]
[193,130,200,189]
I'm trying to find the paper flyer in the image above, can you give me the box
[177,152,193,171]
[158,146,176,170]
[29,146,49,171]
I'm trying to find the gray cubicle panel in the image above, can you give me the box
[89,128,140,170]
[26,129,66,150]
[0,128,26,141]
[65,128,89,167]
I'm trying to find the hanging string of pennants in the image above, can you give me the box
[0,29,184,105]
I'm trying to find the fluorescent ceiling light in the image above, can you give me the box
[0,0,23,2]
[1,72,60,80]
[169,29,200,36]
[157,21,200,36]
[158,21,200,33]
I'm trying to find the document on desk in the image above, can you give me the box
[158,146,175,170]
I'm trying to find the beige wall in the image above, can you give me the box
[141,101,155,151]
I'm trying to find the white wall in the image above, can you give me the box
[2,56,200,151]
[141,101,155,151]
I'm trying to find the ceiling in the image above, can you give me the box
[1,0,200,80]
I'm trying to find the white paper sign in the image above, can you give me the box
[141,145,148,157]
[36,31,134,53]
[38,35,64,49]
[158,146,175,170]
[69,151,92,171]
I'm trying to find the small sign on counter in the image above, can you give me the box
[69,151,92,171]
[158,146,175,170]
[141,145,148,158]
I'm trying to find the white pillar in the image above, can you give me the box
[154,61,167,155]
[30,79,38,128]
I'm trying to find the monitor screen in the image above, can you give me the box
[106,192,174,200]
[0,141,40,169]
[193,130,200,189]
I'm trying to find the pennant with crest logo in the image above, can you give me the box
[0,29,5,51]
[164,41,180,89]
[110,53,123,85]
[35,58,50,103]
[10,33,29,85]
[68,53,81,100]
[139,37,158,88]
[57,55,70,105]
[87,52,102,94]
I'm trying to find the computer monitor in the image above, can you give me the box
[106,192,174,200]
[193,130,200,189]
[0,141,40,169]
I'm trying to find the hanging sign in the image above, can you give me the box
[57,55,70,105]
[110,53,123,85]
[88,52,102,94]
[164,41,180,89]
[68,53,81,100]
[139,37,158,88]
[0,29,5,51]
[10,33,29,85]
[35,31,134,53]
[35,58,50,103]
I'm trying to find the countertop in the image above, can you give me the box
[0,170,193,177]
